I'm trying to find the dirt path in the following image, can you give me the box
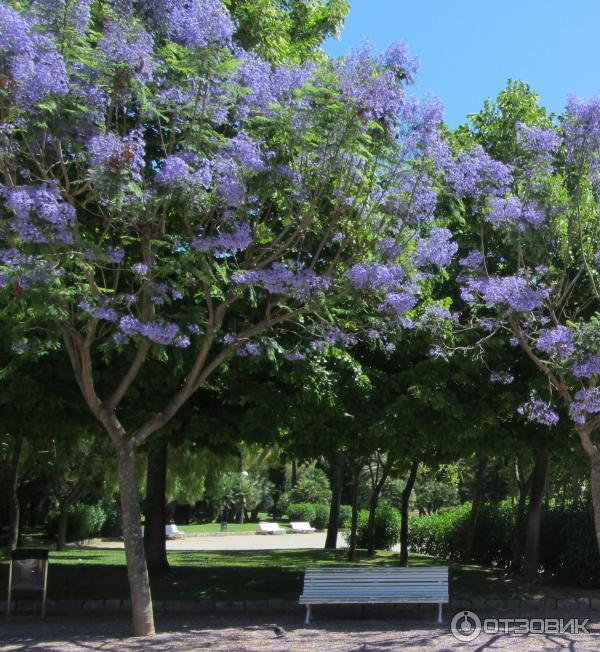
[2,613,599,651]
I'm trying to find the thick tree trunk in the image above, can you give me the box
[144,442,169,574]
[511,455,531,571]
[400,460,419,567]
[590,450,600,554]
[325,456,344,550]
[462,457,487,562]
[347,464,360,562]
[522,449,548,580]
[291,460,298,487]
[7,433,23,551]
[117,440,155,637]
[56,503,69,551]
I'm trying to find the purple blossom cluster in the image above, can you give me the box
[446,144,512,200]
[562,96,600,178]
[1,183,75,243]
[516,122,560,160]
[34,0,93,36]
[463,275,549,312]
[232,263,331,299]
[283,351,306,362]
[87,129,145,183]
[570,388,600,424]
[346,263,406,291]
[99,20,156,85]
[192,222,252,256]
[536,326,574,361]
[0,3,68,109]
[459,250,484,269]
[118,315,188,346]
[377,288,419,317]
[163,0,235,49]
[336,41,413,123]
[488,196,545,230]
[572,355,600,378]
[155,155,212,190]
[518,395,559,426]
[414,227,457,268]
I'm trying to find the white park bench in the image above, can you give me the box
[290,521,316,533]
[140,524,185,539]
[259,522,285,534]
[299,567,448,624]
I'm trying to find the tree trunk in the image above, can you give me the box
[400,460,419,566]
[462,456,487,562]
[7,433,23,551]
[522,449,548,580]
[325,456,344,550]
[347,464,360,562]
[291,460,298,487]
[117,440,155,637]
[144,442,169,574]
[56,503,70,551]
[511,455,531,572]
[366,458,394,557]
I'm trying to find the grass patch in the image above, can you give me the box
[0,546,593,603]
[178,521,292,534]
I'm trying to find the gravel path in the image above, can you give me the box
[84,533,346,551]
[2,613,599,651]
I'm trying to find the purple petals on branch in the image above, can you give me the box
[1,183,75,243]
[87,129,145,182]
[490,372,514,384]
[118,315,184,346]
[414,227,457,268]
[459,250,484,269]
[536,325,574,361]
[488,196,545,230]
[99,20,155,84]
[346,263,406,291]
[518,395,559,426]
[464,275,549,311]
[570,388,600,424]
[572,356,600,378]
[232,263,331,299]
[446,144,512,200]
[193,222,252,256]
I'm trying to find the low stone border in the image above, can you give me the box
[4,596,600,615]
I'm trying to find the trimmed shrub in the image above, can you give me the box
[288,502,316,524]
[48,502,108,542]
[313,504,330,529]
[355,505,402,550]
[339,504,352,528]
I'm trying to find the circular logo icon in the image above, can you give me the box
[450,610,482,643]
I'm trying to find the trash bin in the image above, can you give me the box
[7,548,49,617]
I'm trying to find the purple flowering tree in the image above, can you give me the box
[448,90,600,556]
[0,0,453,635]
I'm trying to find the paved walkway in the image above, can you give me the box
[2,614,599,651]
[85,532,344,551]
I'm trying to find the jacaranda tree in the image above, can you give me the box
[447,92,600,558]
[0,0,453,635]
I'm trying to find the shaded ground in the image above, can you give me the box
[1,547,598,603]
[2,613,600,651]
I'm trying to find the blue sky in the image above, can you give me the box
[324,0,600,127]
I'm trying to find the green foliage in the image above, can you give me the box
[47,502,107,542]
[354,505,402,551]
[289,467,332,504]
[313,503,330,529]
[287,502,316,523]
[338,504,352,528]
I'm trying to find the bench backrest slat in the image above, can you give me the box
[301,567,448,598]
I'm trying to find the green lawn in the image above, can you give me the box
[0,546,593,603]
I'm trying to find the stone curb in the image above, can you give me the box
[3,596,600,615]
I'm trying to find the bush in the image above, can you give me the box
[339,504,352,528]
[289,468,331,504]
[287,503,316,524]
[313,504,330,529]
[354,505,402,551]
[47,502,108,542]
[409,501,515,566]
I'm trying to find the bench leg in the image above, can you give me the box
[305,605,311,625]
[437,603,442,624]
